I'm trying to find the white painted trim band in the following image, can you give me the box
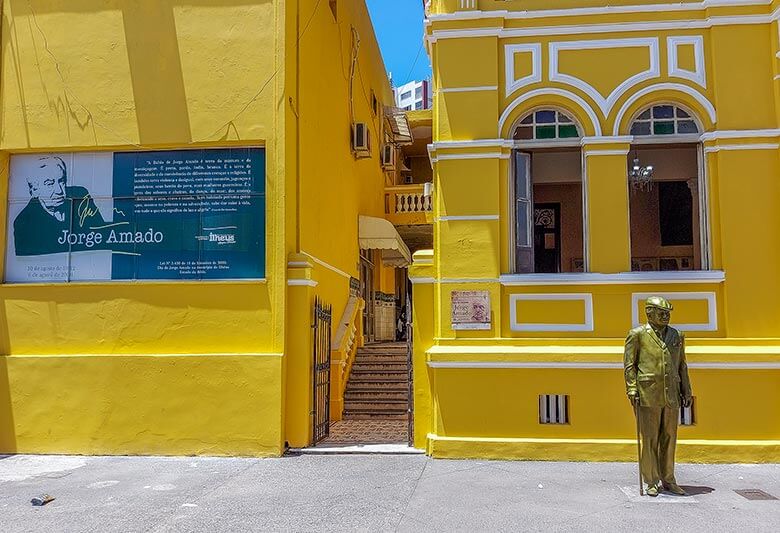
[584,149,630,157]
[510,293,595,332]
[426,1,773,23]
[499,271,725,286]
[438,215,500,221]
[439,85,499,93]
[427,361,780,369]
[432,152,510,162]
[287,279,318,287]
[632,291,718,332]
[409,277,436,284]
[700,129,780,140]
[704,143,779,153]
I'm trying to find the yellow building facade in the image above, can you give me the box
[0,0,408,456]
[414,0,780,462]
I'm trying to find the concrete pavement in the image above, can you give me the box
[0,453,778,532]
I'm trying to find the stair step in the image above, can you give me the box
[346,384,410,393]
[343,412,409,420]
[349,374,409,385]
[344,400,408,411]
[345,390,409,401]
[351,363,408,372]
[355,355,408,365]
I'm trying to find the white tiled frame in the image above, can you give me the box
[667,36,707,88]
[631,292,718,332]
[505,43,543,97]
[549,38,660,116]
[509,293,594,332]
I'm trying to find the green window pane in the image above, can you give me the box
[558,125,579,138]
[653,121,675,135]
[536,125,556,139]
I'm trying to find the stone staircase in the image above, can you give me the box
[343,342,410,420]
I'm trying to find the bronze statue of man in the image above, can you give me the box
[624,296,693,496]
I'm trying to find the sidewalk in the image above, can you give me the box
[0,453,778,532]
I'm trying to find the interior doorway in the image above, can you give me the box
[513,148,584,273]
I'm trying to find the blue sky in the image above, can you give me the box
[366,0,432,87]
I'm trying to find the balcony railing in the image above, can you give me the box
[385,184,432,225]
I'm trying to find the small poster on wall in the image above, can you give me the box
[451,290,491,330]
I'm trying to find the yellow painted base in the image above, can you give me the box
[0,354,284,457]
[427,435,780,463]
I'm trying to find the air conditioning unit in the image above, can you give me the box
[381,144,396,170]
[352,122,371,155]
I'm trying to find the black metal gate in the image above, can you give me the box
[312,297,332,445]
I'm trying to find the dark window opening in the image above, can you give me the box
[659,181,693,246]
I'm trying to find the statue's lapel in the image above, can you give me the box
[645,324,668,352]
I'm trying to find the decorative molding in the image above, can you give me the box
[441,278,500,284]
[550,38,661,116]
[498,87,603,137]
[499,271,725,286]
[631,291,718,331]
[509,293,595,332]
[438,215,500,221]
[667,36,707,88]
[428,11,778,42]
[612,83,717,136]
[432,152,510,163]
[703,143,780,153]
[700,129,780,140]
[287,279,318,287]
[505,43,543,97]
[584,149,630,157]
[581,136,633,145]
[426,2,773,23]
[439,86,499,93]
[409,277,436,284]
[427,361,780,369]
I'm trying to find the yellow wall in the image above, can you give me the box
[0,0,396,455]
[417,0,780,461]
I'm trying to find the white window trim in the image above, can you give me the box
[499,271,725,286]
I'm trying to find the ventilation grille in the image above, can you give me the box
[539,394,569,424]
[678,397,696,426]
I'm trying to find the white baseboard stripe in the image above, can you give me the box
[287,279,318,287]
[427,361,780,369]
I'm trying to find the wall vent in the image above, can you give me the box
[539,394,569,424]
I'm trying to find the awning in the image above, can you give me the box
[358,215,412,267]
[384,107,413,145]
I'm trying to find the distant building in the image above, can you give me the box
[394,79,432,111]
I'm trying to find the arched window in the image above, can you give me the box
[630,105,700,136]
[512,109,581,140]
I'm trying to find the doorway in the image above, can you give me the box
[534,203,561,273]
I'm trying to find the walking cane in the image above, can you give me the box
[633,399,643,496]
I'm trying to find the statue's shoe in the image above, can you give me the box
[664,482,686,495]
[646,484,659,497]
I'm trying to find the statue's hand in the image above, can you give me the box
[682,396,693,408]
[627,391,639,406]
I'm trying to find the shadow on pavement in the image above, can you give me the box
[681,485,715,496]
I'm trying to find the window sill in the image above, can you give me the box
[499,271,725,286]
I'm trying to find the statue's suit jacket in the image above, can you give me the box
[624,324,692,408]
